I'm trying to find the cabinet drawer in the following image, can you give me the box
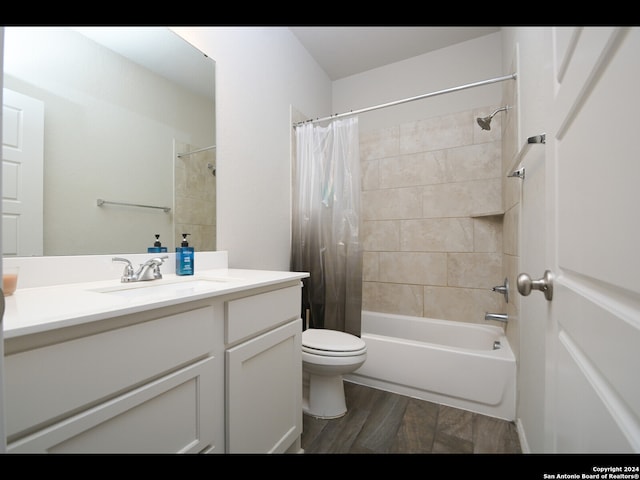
[7,357,218,454]
[5,304,216,439]
[225,285,301,344]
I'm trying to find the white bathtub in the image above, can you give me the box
[344,311,516,421]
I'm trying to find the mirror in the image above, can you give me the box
[2,26,216,257]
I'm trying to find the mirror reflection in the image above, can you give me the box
[2,26,216,257]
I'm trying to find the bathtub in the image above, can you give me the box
[344,311,516,421]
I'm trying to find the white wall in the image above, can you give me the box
[500,28,548,147]
[171,28,505,272]
[332,32,505,132]
[172,27,332,271]
[499,26,549,454]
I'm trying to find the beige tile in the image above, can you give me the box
[200,225,216,251]
[358,104,511,323]
[439,141,502,183]
[379,252,447,285]
[422,178,502,218]
[473,216,503,253]
[500,94,519,212]
[175,196,215,226]
[401,218,473,252]
[503,173,521,212]
[360,126,399,161]
[379,151,436,189]
[503,253,520,357]
[424,286,502,323]
[363,251,379,281]
[174,223,215,252]
[447,252,503,288]
[362,220,401,251]
[501,102,518,171]
[362,187,423,220]
[362,281,423,317]
[379,141,501,189]
[361,159,380,191]
[400,111,474,154]
[503,204,519,256]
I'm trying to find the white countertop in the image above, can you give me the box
[3,268,309,339]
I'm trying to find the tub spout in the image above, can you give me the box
[485,312,508,323]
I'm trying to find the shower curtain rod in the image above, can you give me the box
[176,145,216,158]
[292,73,517,128]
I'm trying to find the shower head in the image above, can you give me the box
[476,106,509,131]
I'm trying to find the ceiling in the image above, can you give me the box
[289,26,501,81]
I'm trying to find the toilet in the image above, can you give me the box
[302,328,367,419]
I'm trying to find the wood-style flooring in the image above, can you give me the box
[301,381,521,454]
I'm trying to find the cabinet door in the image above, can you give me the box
[226,319,302,453]
[5,304,217,439]
[7,357,219,454]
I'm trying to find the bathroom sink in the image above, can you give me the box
[90,278,233,299]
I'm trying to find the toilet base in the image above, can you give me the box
[302,372,347,419]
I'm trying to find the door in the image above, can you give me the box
[226,319,302,453]
[1,27,5,453]
[520,27,640,453]
[2,88,44,256]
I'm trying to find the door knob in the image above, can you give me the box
[517,270,553,301]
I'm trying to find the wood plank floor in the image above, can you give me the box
[301,381,521,454]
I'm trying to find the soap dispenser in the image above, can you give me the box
[148,234,168,253]
[176,233,194,276]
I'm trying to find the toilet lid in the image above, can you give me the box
[302,329,366,355]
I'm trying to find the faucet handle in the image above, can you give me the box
[491,277,509,303]
[141,255,169,280]
[150,255,169,265]
[112,257,135,282]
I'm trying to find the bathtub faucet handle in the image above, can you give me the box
[491,277,509,303]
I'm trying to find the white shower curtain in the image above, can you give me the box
[291,117,363,336]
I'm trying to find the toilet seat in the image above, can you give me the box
[302,329,367,357]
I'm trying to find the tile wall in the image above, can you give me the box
[174,141,217,251]
[500,76,521,354]
[360,106,509,325]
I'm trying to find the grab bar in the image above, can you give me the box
[507,133,546,179]
[96,199,171,213]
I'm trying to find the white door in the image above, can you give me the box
[1,28,6,453]
[520,27,640,453]
[2,88,44,256]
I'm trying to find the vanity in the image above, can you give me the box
[2,252,309,454]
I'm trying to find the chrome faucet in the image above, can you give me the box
[112,255,168,283]
[484,312,508,323]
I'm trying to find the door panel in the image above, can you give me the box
[544,26,640,452]
[2,88,44,256]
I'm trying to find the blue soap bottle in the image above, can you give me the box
[176,233,194,276]
[148,234,168,253]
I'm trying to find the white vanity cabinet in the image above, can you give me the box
[224,283,303,453]
[3,272,306,454]
[4,300,225,454]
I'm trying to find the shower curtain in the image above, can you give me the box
[291,117,363,336]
